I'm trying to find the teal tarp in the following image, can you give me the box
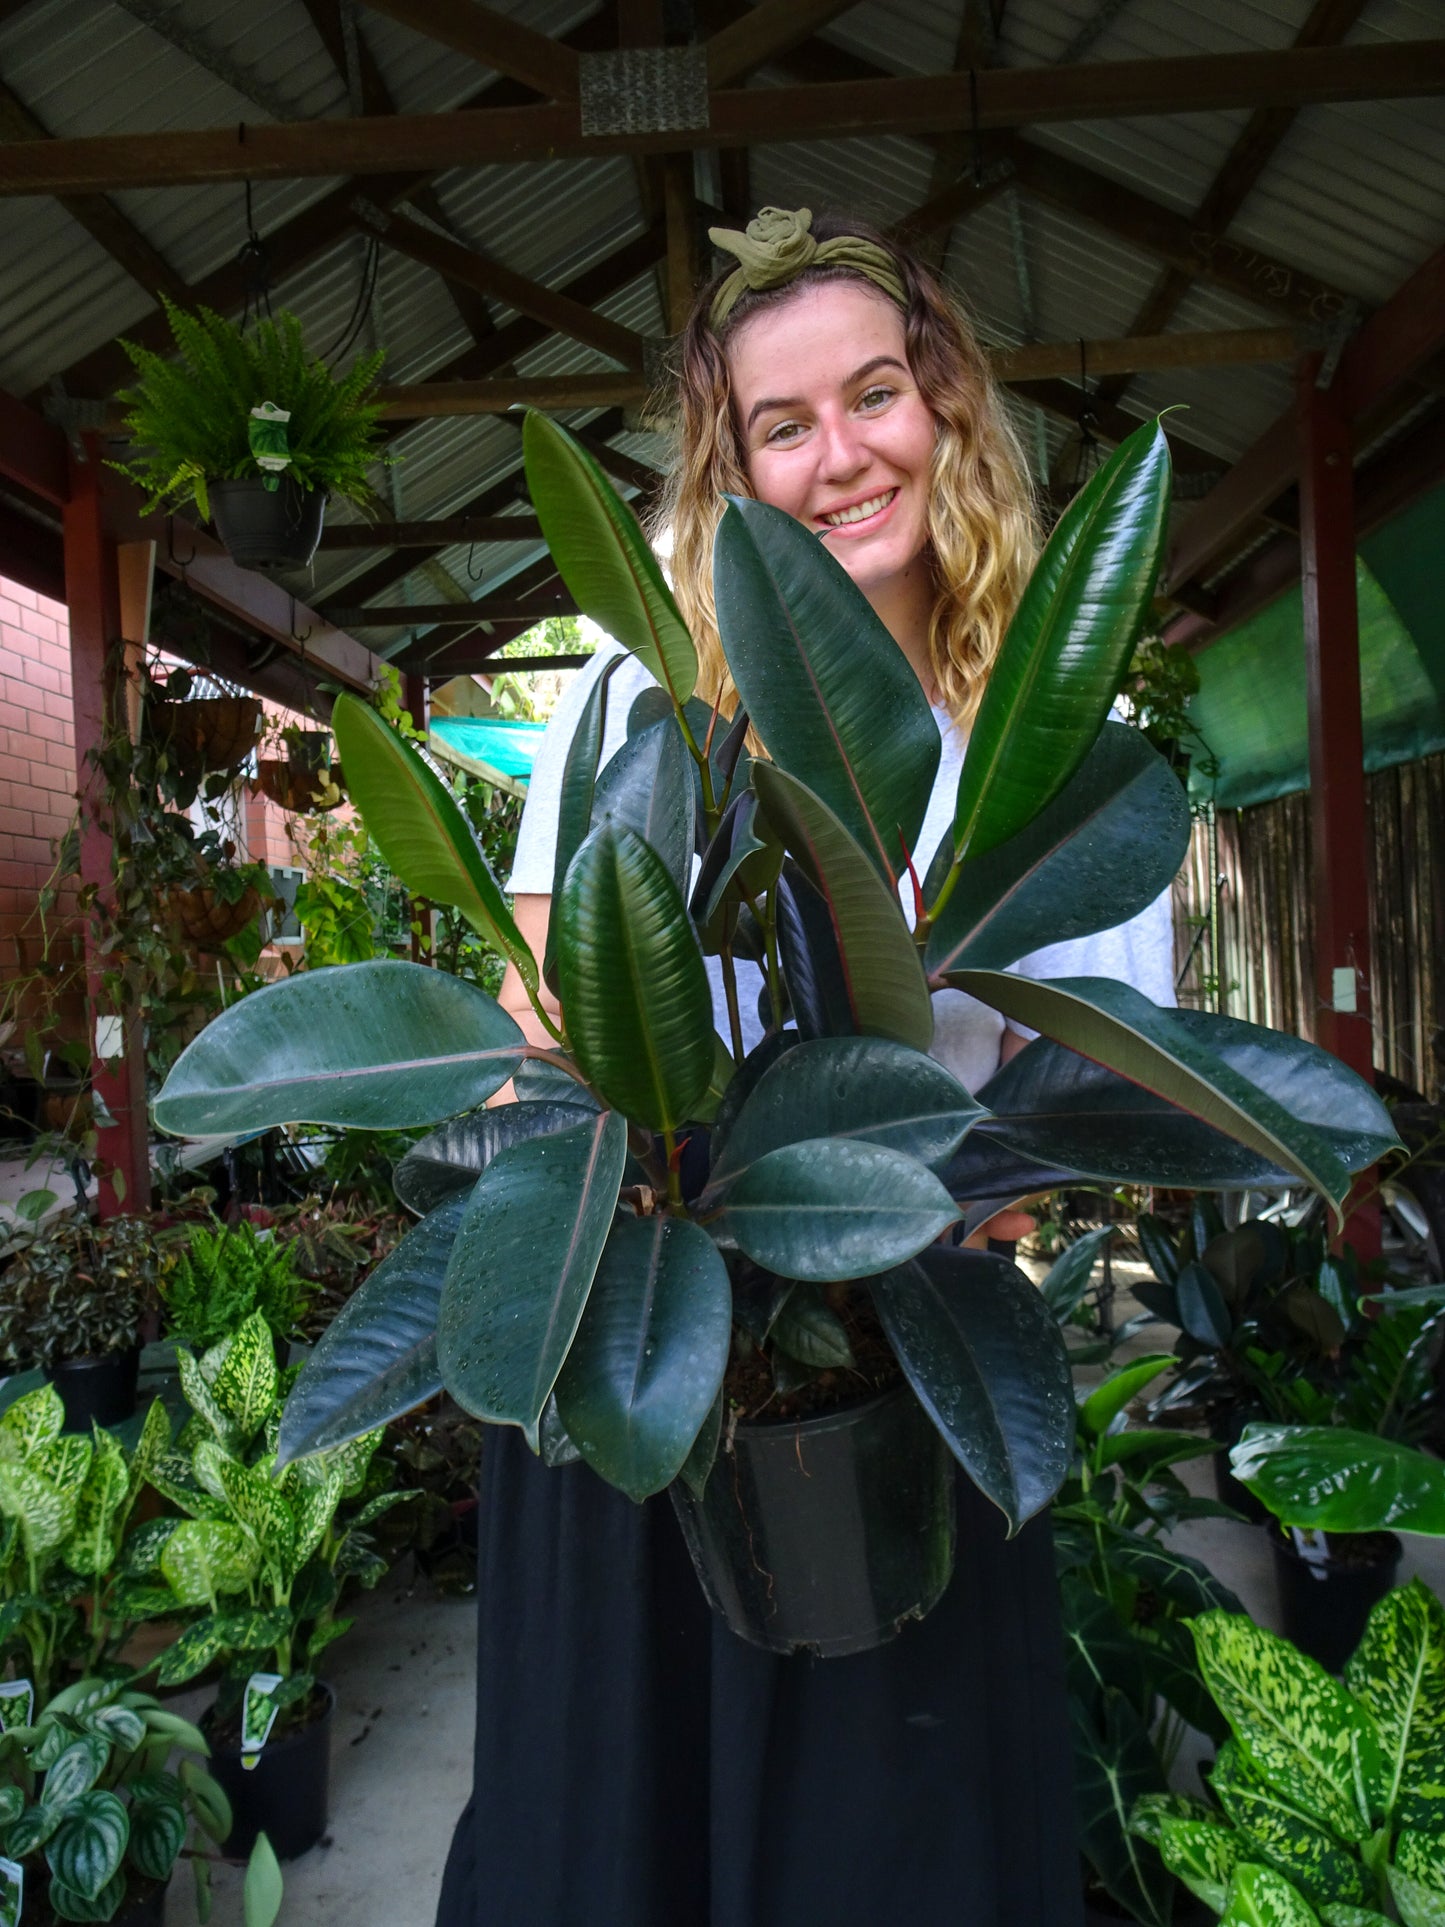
[1185,483,1445,810]
[429,717,546,784]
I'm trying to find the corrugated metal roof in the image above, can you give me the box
[0,0,1439,641]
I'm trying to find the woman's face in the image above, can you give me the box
[726,280,937,607]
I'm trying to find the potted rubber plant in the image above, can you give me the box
[136,1311,407,1861]
[1129,1584,1445,1925]
[0,1213,158,1429]
[114,297,385,572]
[150,412,1399,1658]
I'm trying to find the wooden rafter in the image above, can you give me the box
[356,0,581,99]
[315,516,544,548]
[0,76,189,305]
[324,598,577,626]
[2,44,1439,195]
[705,0,863,87]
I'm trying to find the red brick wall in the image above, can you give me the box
[0,577,79,1008]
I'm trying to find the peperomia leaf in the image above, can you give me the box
[523,412,696,707]
[44,1789,128,1903]
[332,691,538,990]
[948,417,1171,866]
[437,1111,627,1445]
[553,1214,732,1502]
[713,493,939,886]
[153,959,525,1136]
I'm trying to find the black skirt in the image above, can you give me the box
[435,1426,1083,1927]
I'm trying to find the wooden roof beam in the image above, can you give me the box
[315,515,544,548]
[705,0,863,87]
[356,0,580,98]
[3,44,1440,195]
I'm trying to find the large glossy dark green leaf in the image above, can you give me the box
[591,717,695,897]
[553,1214,732,1502]
[774,863,857,1040]
[554,826,715,1131]
[706,1035,983,1195]
[872,1246,1073,1530]
[716,1139,959,1281]
[393,1100,595,1215]
[332,692,536,990]
[713,494,939,884]
[546,652,630,987]
[1232,1424,1445,1535]
[946,972,1388,1214]
[925,723,1189,976]
[691,790,781,941]
[153,960,524,1136]
[437,1111,627,1442]
[753,762,932,1052]
[276,1194,467,1465]
[523,412,697,706]
[948,418,1171,865]
[966,1036,1299,1190]
[1071,1690,1176,1927]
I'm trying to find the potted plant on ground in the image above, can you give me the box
[0,1213,158,1429]
[113,298,386,572]
[150,412,1398,1657]
[158,1216,312,1357]
[137,1311,409,1860]
[0,1670,282,1926]
[1129,1583,1445,1925]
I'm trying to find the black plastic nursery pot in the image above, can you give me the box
[1209,1407,1273,1527]
[209,476,326,571]
[206,1683,335,1861]
[1270,1527,1402,1674]
[44,1344,140,1431]
[670,1384,956,1658]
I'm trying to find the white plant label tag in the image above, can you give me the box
[0,1680,33,1732]
[248,401,293,481]
[241,1672,285,1770]
[0,1855,22,1927]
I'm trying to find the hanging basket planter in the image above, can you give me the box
[147,694,264,776]
[253,758,346,813]
[163,882,263,949]
[209,476,327,572]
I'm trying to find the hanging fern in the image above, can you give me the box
[113,297,389,520]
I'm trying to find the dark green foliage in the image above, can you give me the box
[114,299,386,520]
[159,1220,312,1353]
[0,1212,157,1369]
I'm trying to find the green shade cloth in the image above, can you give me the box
[430,717,546,786]
[1185,483,1445,810]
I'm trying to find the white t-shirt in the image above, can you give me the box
[510,644,1175,1096]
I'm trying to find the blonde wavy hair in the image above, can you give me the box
[651,211,1039,731]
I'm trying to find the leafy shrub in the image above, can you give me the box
[0,1214,157,1370]
[159,1221,311,1354]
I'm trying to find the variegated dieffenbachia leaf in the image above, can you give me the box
[127,1397,172,1504]
[212,1605,292,1654]
[1159,1815,1242,1914]
[1220,1860,1323,1925]
[1318,1903,1393,1925]
[153,1616,229,1688]
[316,1427,384,1499]
[0,1380,63,1460]
[210,1311,277,1442]
[1193,1613,1378,1845]
[144,1453,227,1521]
[158,1518,259,1608]
[290,1466,343,1576]
[213,1458,295,1586]
[1129,1791,1215,1846]
[0,1434,91,1558]
[1395,1833,1445,1900]
[1345,1580,1445,1828]
[63,1428,129,1576]
[176,1350,240,1451]
[1211,1741,1372,1908]
[1389,1859,1445,1927]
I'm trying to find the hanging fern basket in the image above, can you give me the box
[146,694,264,776]
[210,476,327,571]
[163,883,263,949]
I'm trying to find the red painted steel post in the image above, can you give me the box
[63,440,150,1217]
[1297,358,1379,1260]
[404,670,435,964]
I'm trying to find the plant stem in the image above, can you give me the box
[661,1128,685,1215]
[518,1044,595,1096]
[742,887,785,1033]
[674,705,720,832]
[521,977,565,1046]
[913,841,968,952]
[718,944,745,1063]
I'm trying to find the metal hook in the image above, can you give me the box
[166,515,196,570]
[465,540,485,583]
[289,595,312,645]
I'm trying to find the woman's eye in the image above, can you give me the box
[858,386,894,411]
[764,419,805,445]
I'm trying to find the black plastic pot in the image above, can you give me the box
[206,1683,334,1861]
[45,1345,140,1431]
[210,476,326,571]
[670,1384,955,1658]
[1209,1407,1272,1526]
[1270,1528,1402,1673]
[113,1876,167,1927]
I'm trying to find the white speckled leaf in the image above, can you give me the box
[63,1430,129,1577]
[1389,1861,1445,1927]
[1221,1861,1323,1925]
[159,1519,259,1608]
[1346,1580,1445,1827]
[210,1312,277,1441]
[0,1381,63,1461]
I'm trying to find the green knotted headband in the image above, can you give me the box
[706,206,907,330]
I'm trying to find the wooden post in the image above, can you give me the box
[63,442,150,1216]
[1297,358,1378,1259]
[404,670,435,964]
[662,154,699,337]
